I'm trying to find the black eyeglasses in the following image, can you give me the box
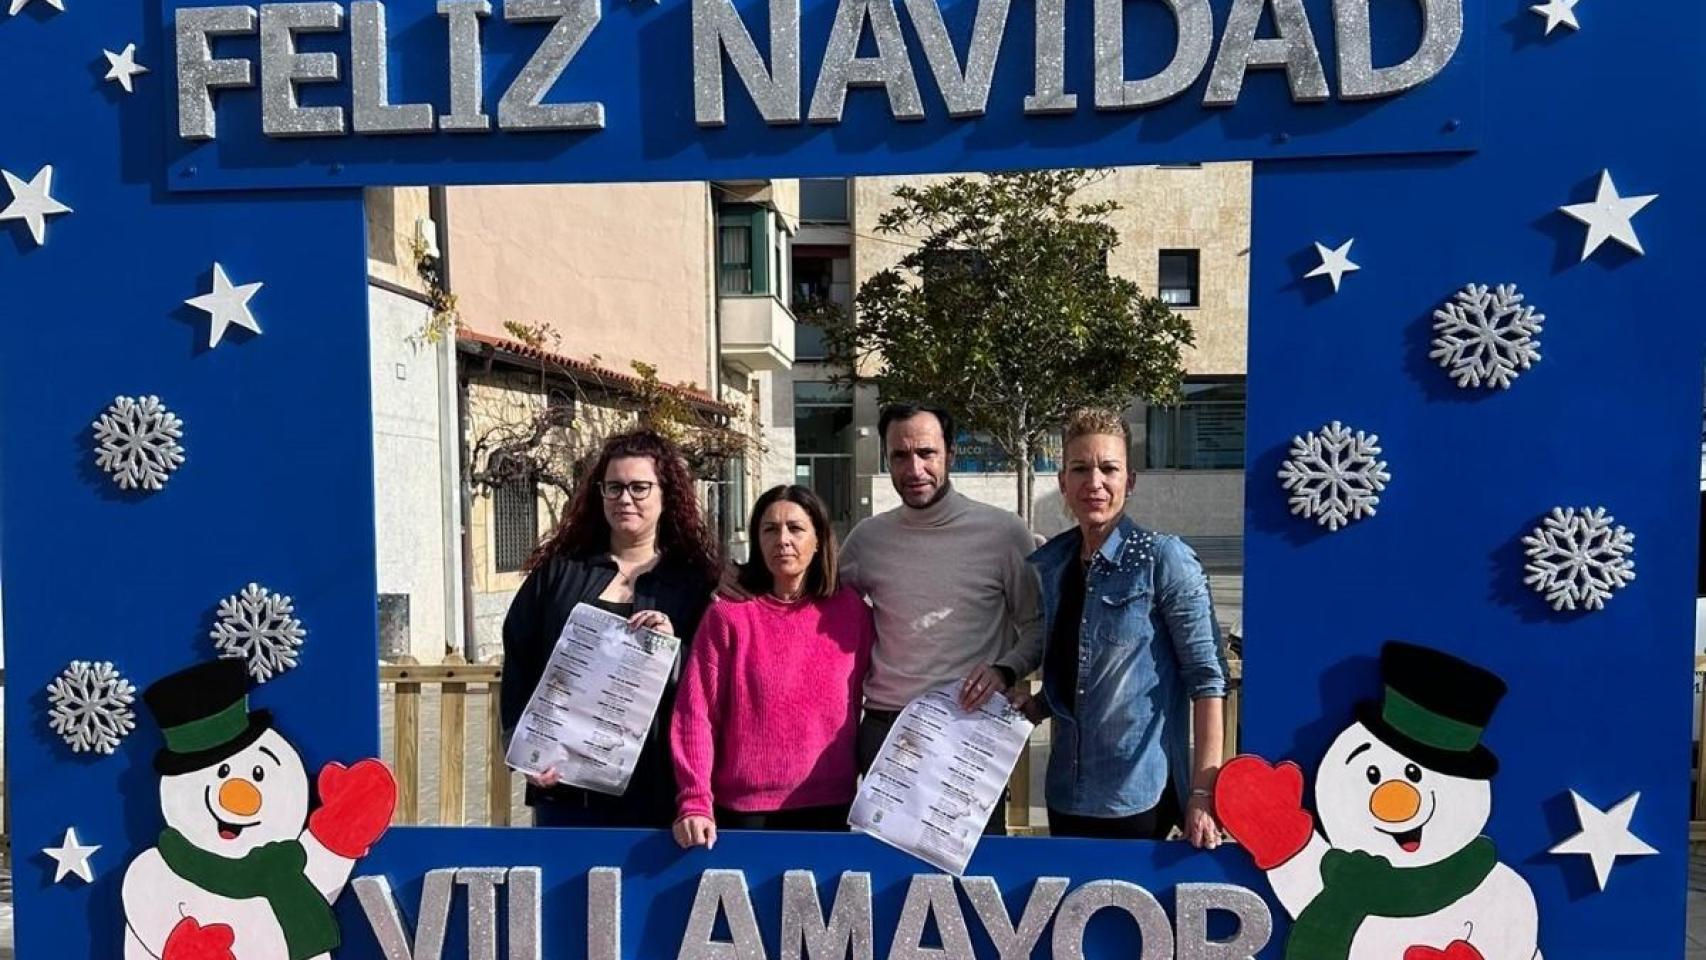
[598,480,656,501]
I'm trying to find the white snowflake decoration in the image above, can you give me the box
[1522,506,1636,612]
[1429,283,1545,389]
[1277,420,1392,531]
[92,395,185,491]
[46,660,136,755]
[212,582,307,681]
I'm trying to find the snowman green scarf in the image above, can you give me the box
[157,828,340,960]
[1286,837,1496,960]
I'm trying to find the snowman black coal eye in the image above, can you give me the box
[1365,765,1380,785]
[217,763,231,778]
[1404,763,1422,783]
[252,765,265,782]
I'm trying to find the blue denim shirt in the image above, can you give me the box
[1028,517,1227,817]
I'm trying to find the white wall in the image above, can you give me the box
[368,285,451,662]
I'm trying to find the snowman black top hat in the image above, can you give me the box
[142,659,274,776]
[1353,641,1508,780]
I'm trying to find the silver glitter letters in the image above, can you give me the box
[1204,0,1328,107]
[1023,0,1074,114]
[260,2,347,137]
[353,869,455,960]
[352,1,435,133]
[509,867,544,960]
[439,0,494,131]
[959,877,1067,960]
[904,0,1008,118]
[889,875,974,960]
[782,870,874,960]
[807,0,924,122]
[1051,880,1174,960]
[176,5,258,141]
[353,867,553,960]
[590,867,623,960]
[498,0,605,131]
[680,869,769,960]
[692,0,802,125]
[1095,0,1212,109]
[457,867,509,960]
[1334,0,1461,100]
[1173,884,1273,960]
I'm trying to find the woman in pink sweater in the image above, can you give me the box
[670,485,875,849]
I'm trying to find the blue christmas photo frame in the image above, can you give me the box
[1,0,1702,957]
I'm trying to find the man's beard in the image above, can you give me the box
[903,478,951,509]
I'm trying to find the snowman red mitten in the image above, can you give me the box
[1213,755,1316,870]
[308,759,398,859]
[163,917,236,960]
[1403,940,1483,960]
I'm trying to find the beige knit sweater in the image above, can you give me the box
[840,486,1045,711]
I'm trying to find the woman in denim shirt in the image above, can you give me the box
[1014,408,1229,844]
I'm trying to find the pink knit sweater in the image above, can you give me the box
[671,587,875,819]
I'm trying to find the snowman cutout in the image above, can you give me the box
[1216,642,1542,960]
[122,660,398,960]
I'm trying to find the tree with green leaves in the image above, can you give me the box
[817,169,1197,528]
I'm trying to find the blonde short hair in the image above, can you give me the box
[1062,407,1131,455]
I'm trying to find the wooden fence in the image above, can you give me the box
[382,660,514,826]
[384,656,1706,836]
[381,658,1245,832]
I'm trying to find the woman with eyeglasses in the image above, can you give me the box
[669,485,875,849]
[500,428,721,828]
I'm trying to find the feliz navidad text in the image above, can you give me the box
[352,866,1273,959]
[174,0,1463,140]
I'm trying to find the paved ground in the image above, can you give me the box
[1691,848,1706,958]
[377,682,529,827]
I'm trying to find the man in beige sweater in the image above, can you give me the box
[840,403,1045,835]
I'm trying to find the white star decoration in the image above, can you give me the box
[43,827,99,884]
[185,263,264,347]
[0,165,72,246]
[103,44,149,93]
[7,0,63,15]
[1549,790,1657,890]
[1305,239,1361,292]
[1559,170,1656,262]
[1530,0,1579,35]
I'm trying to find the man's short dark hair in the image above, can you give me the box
[878,402,955,451]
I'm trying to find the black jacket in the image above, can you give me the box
[500,549,714,826]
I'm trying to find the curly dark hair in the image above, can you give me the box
[523,429,721,580]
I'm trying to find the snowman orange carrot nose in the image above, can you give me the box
[1369,780,1421,823]
[218,778,263,817]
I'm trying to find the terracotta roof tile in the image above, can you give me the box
[455,329,736,417]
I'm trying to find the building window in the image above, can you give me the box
[799,179,849,223]
[718,223,754,294]
[793,249,851,361]
[774,225,790,308]
[919,248,987,285]
[720,456,748,554]
[1145,379,1246,470]
[1159,249,1200,307]
[952,431,1061,474]
[492,475,538,573]
[794,381,855,536]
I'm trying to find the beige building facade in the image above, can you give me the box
[790,166,1252,563]
[365,179,799,663]
[446,183,716,389]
